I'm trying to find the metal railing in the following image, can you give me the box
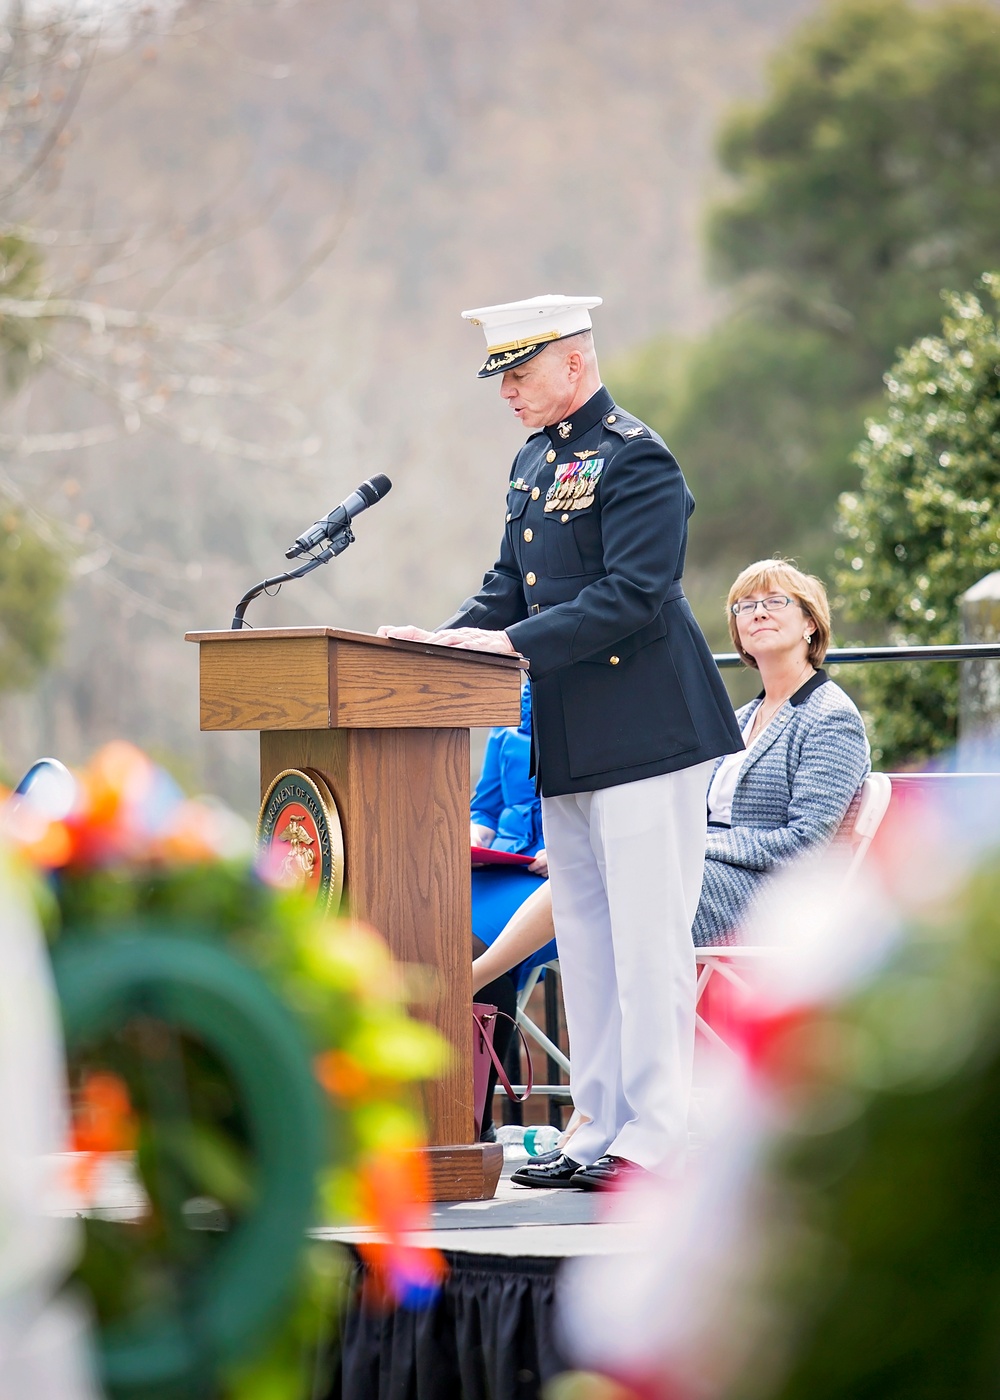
[714,642,1000,669]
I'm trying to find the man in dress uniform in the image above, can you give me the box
[380,294,742,1187]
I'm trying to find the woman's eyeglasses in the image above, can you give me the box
[730,595,795,616]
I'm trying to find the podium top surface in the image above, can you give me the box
[186,626,526,732]
[185,626,526,669]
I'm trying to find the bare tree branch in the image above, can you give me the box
[138,181,288,313]
[0,292,227,340]
[0,33,94,204]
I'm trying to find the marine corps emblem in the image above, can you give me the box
[257,768,345,914]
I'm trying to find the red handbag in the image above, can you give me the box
[472,1002,534,1139]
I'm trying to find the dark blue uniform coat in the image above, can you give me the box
[443,386,743,797]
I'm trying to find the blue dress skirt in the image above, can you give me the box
[471,687,557,991]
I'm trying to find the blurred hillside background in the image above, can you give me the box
[2,0,1000,809]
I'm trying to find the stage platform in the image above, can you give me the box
[50,1149,635,1398]
[312,1150,645,1258]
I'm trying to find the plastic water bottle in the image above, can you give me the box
[495,1124,562,1157]
[524,1125,561,1156]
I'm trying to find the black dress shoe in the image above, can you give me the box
[574,1155,648,1191]
[510,1154,583,1189]
[525,1147,561,1165]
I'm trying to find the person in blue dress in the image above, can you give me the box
[471,682,557,974]
[470,681,557,1140]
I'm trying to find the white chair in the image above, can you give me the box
[843,770,893,879]
[694,771,893,1054]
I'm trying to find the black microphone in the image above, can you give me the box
[284,474,392,559]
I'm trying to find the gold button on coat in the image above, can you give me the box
[506,512,512,522]
[606,414,617,424]
[546,450,556,463]
[609,655,620,665]
[531,486,540,500]
[561,513,570,523]
[525,571,536,586]
[523,528,533,542]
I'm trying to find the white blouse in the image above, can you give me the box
[706,713,765,825]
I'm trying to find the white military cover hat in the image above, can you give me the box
[462,293,603,378]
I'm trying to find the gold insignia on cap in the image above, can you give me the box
[546,450,556,463]
[557,421,572,440]
[483,345,544,374]
[487,328,561,355]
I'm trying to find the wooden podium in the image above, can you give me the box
[185,626,525,1200]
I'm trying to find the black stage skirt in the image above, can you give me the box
[325,1247,570,1400]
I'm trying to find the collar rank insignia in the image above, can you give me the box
[575,449,599,460]
[544,457,604,513]
[557,420,572,439]
[623,426,645,438]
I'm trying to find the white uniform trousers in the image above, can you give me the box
[541,762,712,1173]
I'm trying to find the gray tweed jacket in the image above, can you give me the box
[693,671,871,947]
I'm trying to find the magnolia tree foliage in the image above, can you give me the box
[0,234,63,690]
[834,275,1000,765]
[708,0,1000,377]
[612,0,1000,589]
[0,507,66,690]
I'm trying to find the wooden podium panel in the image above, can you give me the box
[259,725,474,1145]
[187,628,523,1200]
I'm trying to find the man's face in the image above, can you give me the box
[499,346,574,428]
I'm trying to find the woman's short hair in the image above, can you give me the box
[726,559,831,670]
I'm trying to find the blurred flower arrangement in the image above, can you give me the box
[5,741,449,1398]
[560,780,1000,1400]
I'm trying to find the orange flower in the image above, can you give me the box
[155,800,221,863]
[354,1147,445,1308]
[17,819,73,868]
[315,1050,373,1102]
[68,1070,138,1200]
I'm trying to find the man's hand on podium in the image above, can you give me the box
[377,624,517,656]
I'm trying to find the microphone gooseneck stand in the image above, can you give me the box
[230,527,354,630]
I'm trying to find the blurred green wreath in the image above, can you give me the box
[15,741,448,1400]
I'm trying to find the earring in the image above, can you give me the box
[804,633,813,643]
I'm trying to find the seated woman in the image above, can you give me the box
[696,558,870,943]
[471,560,871,986]
[470,680,557,1140]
